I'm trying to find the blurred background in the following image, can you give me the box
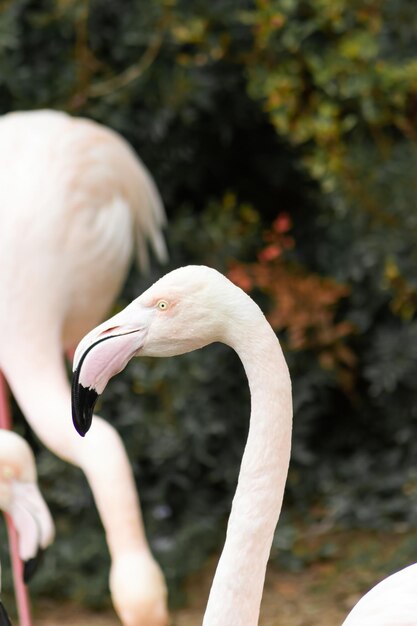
[1,0,417,624]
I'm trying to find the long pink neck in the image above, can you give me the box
[1,342,150,564]
[203,311,292,626]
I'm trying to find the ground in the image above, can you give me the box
[33,528,417,626]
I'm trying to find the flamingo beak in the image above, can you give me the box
[23,549,44,583]
[0,600,13,626]
[71,334,113,438]
[71,307,150,437]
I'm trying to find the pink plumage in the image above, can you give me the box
[72,265,417,626]
[0,110,168,626]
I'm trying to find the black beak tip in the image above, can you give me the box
[0,600,13,626]
[71,369,99,437]
[23,549,44,583]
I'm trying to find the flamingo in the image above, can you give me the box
[0,600,12,626]
[70,265,417,626]
[0,429,55,626]
[0,110,168,626]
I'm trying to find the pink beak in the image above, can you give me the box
[71,305,151,436]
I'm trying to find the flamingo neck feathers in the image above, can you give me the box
[203,303,293,626]
[2,343,148,560]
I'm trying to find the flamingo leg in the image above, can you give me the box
[0,373,32,626]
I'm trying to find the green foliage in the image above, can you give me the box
[1,0,417,610]
[248,0,417,189]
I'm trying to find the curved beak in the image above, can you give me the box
[9,481,55,583]
[0,600,13,625]
[71,305,150,437]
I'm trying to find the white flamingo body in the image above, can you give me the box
[341,562,417,626]
[71,265,417,626]
[0,110,168,626]
[0,109,166,350]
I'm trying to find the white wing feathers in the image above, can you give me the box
[130,156,168,273]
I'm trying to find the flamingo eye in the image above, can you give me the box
[2,466,14,479]
[157,300,169,311]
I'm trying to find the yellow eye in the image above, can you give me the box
[157,300,169,311]
[2,466,14,479]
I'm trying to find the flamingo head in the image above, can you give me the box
[0,600,12,625]
[0,431,55,582]
[71,265,251,436]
